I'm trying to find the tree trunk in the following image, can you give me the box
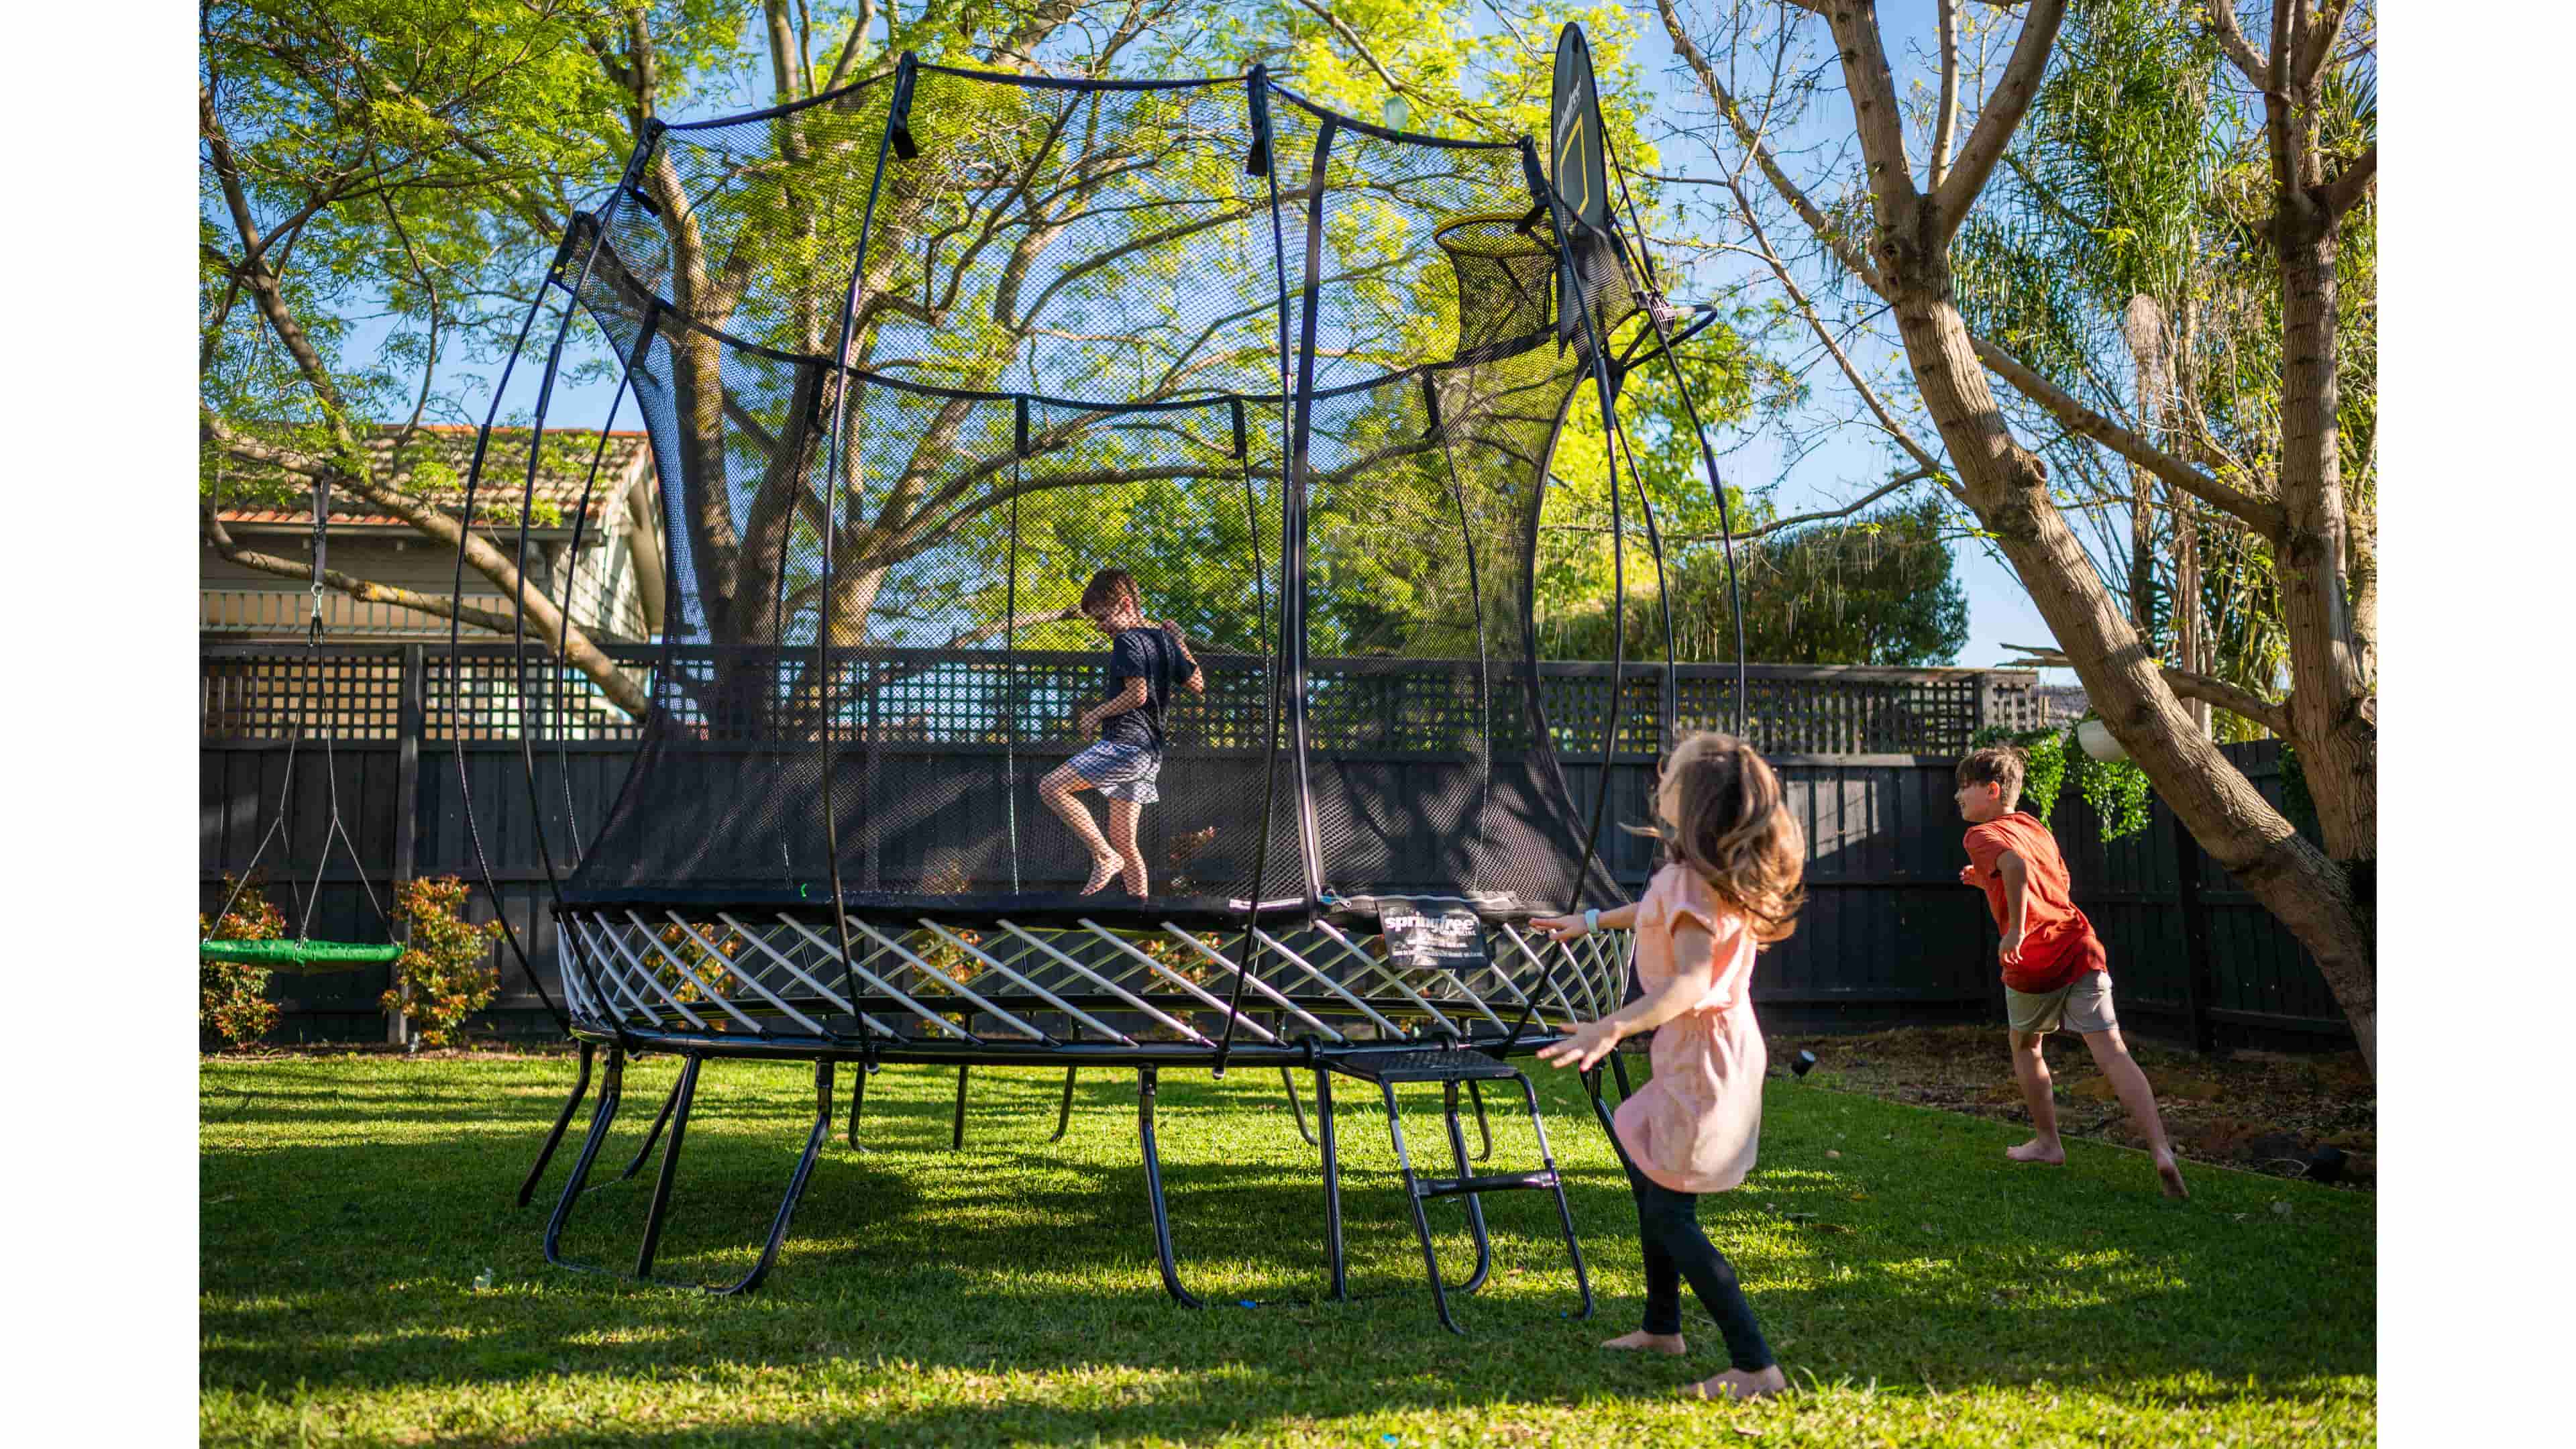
[1885,252,2375,1068]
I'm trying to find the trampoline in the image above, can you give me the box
[467,27,1748,1325]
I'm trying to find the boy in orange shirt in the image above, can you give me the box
[1955,746,2188,1199]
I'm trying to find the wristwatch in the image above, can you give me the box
[1584,907,1600,935]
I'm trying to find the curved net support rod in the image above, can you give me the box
[1303,921,1464,1036]
[1159,925,1346,1043]
[916,919,1136,1046]
[1243,930,1407,1039]
[568,919,672,1030]
[998,922,1214,1046]
[772,916,979,1042]
[579,918,711,1030]
[624,910,780,1034]
[1494,924,1589,1028]
[658,912,833,1036]
[1079,922,1280,1044]
[715,914,897,1040]
[844,917,1055,1045]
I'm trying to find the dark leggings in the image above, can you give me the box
[1624,1159,1775,1371]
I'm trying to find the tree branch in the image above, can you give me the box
[2200,1,2271,90]
[1719,168,1946,484]
[2005,642,2290,735]
[1652,0,1886,293]
[1552,466,1937,545]
[202,503,521,637]
[2294,0,2359,89]
[1817,0,1922,229]
[2318,142,2375,223]
[1930,0,1962,190]
[1931,0,2067,239]
[1972,336,2286,537]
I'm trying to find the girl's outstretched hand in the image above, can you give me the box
[1529,912,1588,943]
[1536,1016,1622,1072]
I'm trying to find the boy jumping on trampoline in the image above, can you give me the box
[1042,568,1205,896]
[1532,731,1801,1403]
[1953,745,2189,1199]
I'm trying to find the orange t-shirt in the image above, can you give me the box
[1963,812,2104,994]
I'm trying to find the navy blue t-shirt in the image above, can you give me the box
[1099,625,1185,751]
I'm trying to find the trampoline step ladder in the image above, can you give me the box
[1328,1047,1593,1333]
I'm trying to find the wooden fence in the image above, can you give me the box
[199,643,2351,1051]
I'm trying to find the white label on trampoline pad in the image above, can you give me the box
[1379,900,1489,973]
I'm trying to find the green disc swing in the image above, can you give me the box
[201,473,405,973]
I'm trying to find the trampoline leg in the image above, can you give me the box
[709,1058,834,1297]
[517,1040,594,1207]
[1136,1067,1203,1309]
[951,1063,971,1150]
[1519,1070,1595,1322]
[845,1064,869,1152]
[615,1072,686,1183]
[542,1046,627,1271]
[1442,1081,1495,1297]
[1382,1081,1462,1334]
[1466,1079,1495,1163]
[633,1053,704,1279]
[1281,1067,1318,1146]
[1316,1066,1347,1301]
[1049,1067,1077,1142]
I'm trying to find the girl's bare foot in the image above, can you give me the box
[2155,1153,2190,1199]
[1681,1365,1788,1401]
[1601,1330,1686,1355]
[1080,855,1121,895]
[2006,1137,2065,1165]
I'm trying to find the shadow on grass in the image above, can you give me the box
[201,1057,2373,1443]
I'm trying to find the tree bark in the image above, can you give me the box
[1804,1,2377,1067]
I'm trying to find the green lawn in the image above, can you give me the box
[201,1051,2372,1446]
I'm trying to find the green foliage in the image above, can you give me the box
[2070,741,2155,843]
[1970,724,2069,825]
[1987,713,2153,843]
[200,877,285,1051]
[383,876,504,1049]
[1549,498,1969,664]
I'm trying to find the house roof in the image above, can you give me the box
[213,424,655,531]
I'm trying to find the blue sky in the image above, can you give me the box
[339,5,2070,681]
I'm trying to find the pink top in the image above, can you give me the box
[1611,863,1770,1194]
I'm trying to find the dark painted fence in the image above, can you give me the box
[200,644,2351,1051]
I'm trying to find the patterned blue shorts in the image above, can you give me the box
[1065,739,1163,804]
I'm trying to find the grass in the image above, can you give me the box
[202,1051,2373,1446]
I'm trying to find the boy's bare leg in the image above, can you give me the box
[1106,799,1148,896]
[1601,1330,1686,1354]
[2081,1028,2190,1199]
[2007,1030,2065,1165]
[1040,767,1120,891]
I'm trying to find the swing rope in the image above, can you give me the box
[201,475,402,972]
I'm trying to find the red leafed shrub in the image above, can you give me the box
[382,876,504,1049]
[201,875,285,1051]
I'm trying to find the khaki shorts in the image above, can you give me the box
[2005,971,2118,1035]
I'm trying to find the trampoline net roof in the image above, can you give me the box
[551,59,1640,925]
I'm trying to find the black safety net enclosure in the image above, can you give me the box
[489,33,1716,1312]
[548,57,1638,932]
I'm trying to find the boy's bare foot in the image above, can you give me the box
[2006,1137,2065,1165]
[1601,1330,1686,1355]
[1080,855,1121,895]
[2155,1153,2190,1200]
[1680,1365,1788,1401]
